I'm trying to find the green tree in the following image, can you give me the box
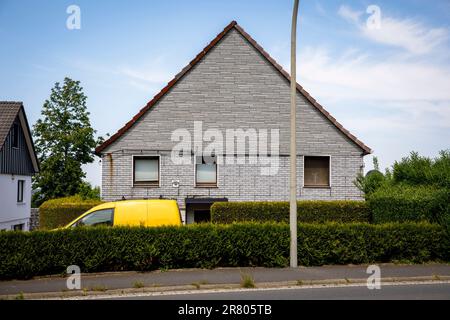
[77,181,101,200]
[354,157,387,197]
[393,150,450,188]
[32,78,97,206]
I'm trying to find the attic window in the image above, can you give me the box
[12,123,19,148]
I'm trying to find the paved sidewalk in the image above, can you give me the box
[1,263,449,298]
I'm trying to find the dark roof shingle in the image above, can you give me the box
[0,101,22,147]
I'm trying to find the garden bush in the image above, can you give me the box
[392,150,450,189]
[39,195,103,230]
[211,201,370,224]
[368,184,450,223]
[0,222,447,280]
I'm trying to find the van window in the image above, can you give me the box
[75,209,114,227]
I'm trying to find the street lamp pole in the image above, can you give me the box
[290,0,299,268]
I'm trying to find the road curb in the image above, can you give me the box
[3,275,450,300]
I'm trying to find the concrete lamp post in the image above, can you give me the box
[290,0,300,268]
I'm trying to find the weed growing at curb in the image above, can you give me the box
[240,273,255,288]
[14,292,24,300]
[90,285,107,292]
[133,281,144,289]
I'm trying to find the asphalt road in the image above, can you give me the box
[106,283,450,300]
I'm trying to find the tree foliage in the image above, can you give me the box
[355,151,450,232]
[393,150,450,189]
[355,151,450,197]
[354,157,388,196]
[77,181,101,200]
[32,78,97,206]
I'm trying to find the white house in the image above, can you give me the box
[0,102,39,231]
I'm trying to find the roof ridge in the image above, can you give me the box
[95,21,371,155]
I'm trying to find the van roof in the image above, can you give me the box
[113,199,177,204]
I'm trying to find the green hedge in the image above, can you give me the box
[368,185,450,223]
[211,201,371,224]
[39,196,103,230]
[1,222,447,280]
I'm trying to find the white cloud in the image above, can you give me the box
[119,67,172,85]
[315,2,326,16]
[363,18,448,55]
[117,56,173,90]
[338,5,449,55]
[297,46,450,102]
[69,56,174,92]
[279,45,450,137]
[337,5,363,24]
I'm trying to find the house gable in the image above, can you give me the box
[0,102,39,175]
[96,21,371,156]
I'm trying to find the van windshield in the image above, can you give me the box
[72,209,114,227]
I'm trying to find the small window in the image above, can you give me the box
[12,123,19,148]
[13,223,24,231]
[133,156,159,187]
[304,156,330,187]
[74,209,114,227]
[196,155,217,187]
[17,180,24,203]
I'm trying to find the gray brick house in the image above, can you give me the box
[95,21,372,224]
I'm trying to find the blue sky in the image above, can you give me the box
[1,0,449,187]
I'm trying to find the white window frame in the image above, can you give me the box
[194,154,219,188]
[131,154,161,188]
[302,155,332,188]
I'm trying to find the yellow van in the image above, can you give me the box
[64,199,182,229]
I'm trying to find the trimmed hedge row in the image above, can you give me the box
[39,196,103,230]
[368,185,450,223]
[1,222,448,280]
[211,201,370,224]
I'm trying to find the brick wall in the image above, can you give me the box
[29,208,39,231]
[101,153,364,208]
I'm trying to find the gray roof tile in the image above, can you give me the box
[0,101,22,147]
